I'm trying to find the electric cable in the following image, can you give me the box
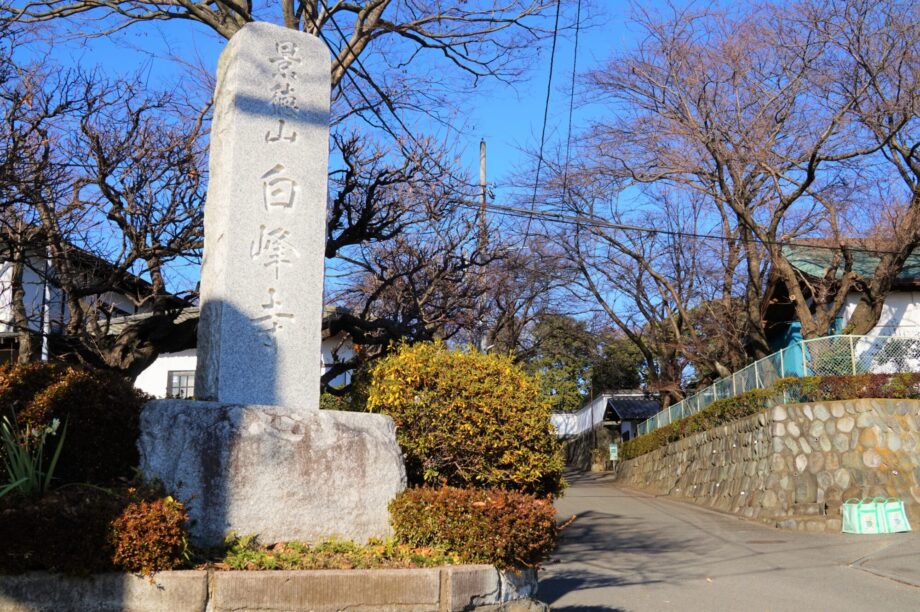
[522,0,563,243]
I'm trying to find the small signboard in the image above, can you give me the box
[609,443,618,462]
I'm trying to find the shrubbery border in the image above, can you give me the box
[620,373,920,461]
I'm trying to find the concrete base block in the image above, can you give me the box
[138,400,407,546]
[0,571,207,612]
[0,568,539,612]
[210,569,441,611]
[448,567,538,611]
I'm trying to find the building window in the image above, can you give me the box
[167,370,195,399]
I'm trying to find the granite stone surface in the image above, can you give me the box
[196,21,329,409]
[139,400,407,546]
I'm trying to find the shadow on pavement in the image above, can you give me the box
[550,606,626,612]
[538,507,704,605]
[538,567,634,601]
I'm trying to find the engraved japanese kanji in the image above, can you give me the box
[265,119,298,143]
[251,225,301,279]
[250,288,295,350]
[269,41,302,114]
[261,164,299,210]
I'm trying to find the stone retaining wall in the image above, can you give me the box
[614,399,920,531]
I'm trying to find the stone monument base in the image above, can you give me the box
[138,400,407,546]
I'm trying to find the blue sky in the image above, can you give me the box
[16,2,673,294]
[33,2,663,204]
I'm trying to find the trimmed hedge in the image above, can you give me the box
[620,389,773,461]
[0,484,190,575]
[775,373,920,403]
[621,372,920,461]
[367,342,565,497]
[389,486,557,570]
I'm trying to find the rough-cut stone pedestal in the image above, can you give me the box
[139,400,407,546]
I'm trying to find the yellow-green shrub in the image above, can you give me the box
[368,342,565,497]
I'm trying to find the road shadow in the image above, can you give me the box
[538,566,638,602]
[550,606,627,612]
[538,505,717,605]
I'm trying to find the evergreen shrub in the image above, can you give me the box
[0,363,148,483]
[0,484,189,575]
[367,342,565,497]
[620,389,774,461]
[389,486,557,570]
[775,373,920,403]
[621,372,920,461]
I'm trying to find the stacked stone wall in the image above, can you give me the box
[614,399,920,531]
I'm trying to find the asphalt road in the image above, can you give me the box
[538,472,920,611]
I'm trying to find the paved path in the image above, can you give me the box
[538,472,920,611]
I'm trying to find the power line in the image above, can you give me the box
[523,0,563,242]
[317,12,481,191]
[308,10,901,260]
[454,198,911,257]
[561,0,582,202]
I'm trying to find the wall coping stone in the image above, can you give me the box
[0,566,538,612]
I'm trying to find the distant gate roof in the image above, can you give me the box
[606,397,660,421]
[785,245,920,286]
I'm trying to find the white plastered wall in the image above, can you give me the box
[134,349,198,398]
[841,291,920,337]
[135,333,356,398]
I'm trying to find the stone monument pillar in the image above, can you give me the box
[195,22,328,409]
[138,22,406,547]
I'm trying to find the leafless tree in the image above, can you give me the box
[0,57,209,375]
[5,0,566,128]
[573,0,920,368]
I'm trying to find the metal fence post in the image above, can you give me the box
[780,348,785,378]
[801,340,808,376]
[849,335,856,375]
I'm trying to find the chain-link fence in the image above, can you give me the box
[637,334,920,436]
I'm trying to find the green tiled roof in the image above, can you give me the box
[784,245,920,282]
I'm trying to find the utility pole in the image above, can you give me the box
[478,138,488,245]
[477,139,489,352]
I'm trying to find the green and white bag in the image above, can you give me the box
[842,497,912,534]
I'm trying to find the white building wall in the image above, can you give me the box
[134,349,198,398]
[841,292,920,337]
[135,333,357,398]
[0,259,65,334]
[0,262,13,333]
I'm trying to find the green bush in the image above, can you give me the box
[367,342,565,497]
[389,486,557,570]
[622,372,920,461]
[620,389,774,461]
[775,373,920,403]
[0,485,122,574]
[0,363,148,484]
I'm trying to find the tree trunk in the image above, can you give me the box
[9,252,35,364]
